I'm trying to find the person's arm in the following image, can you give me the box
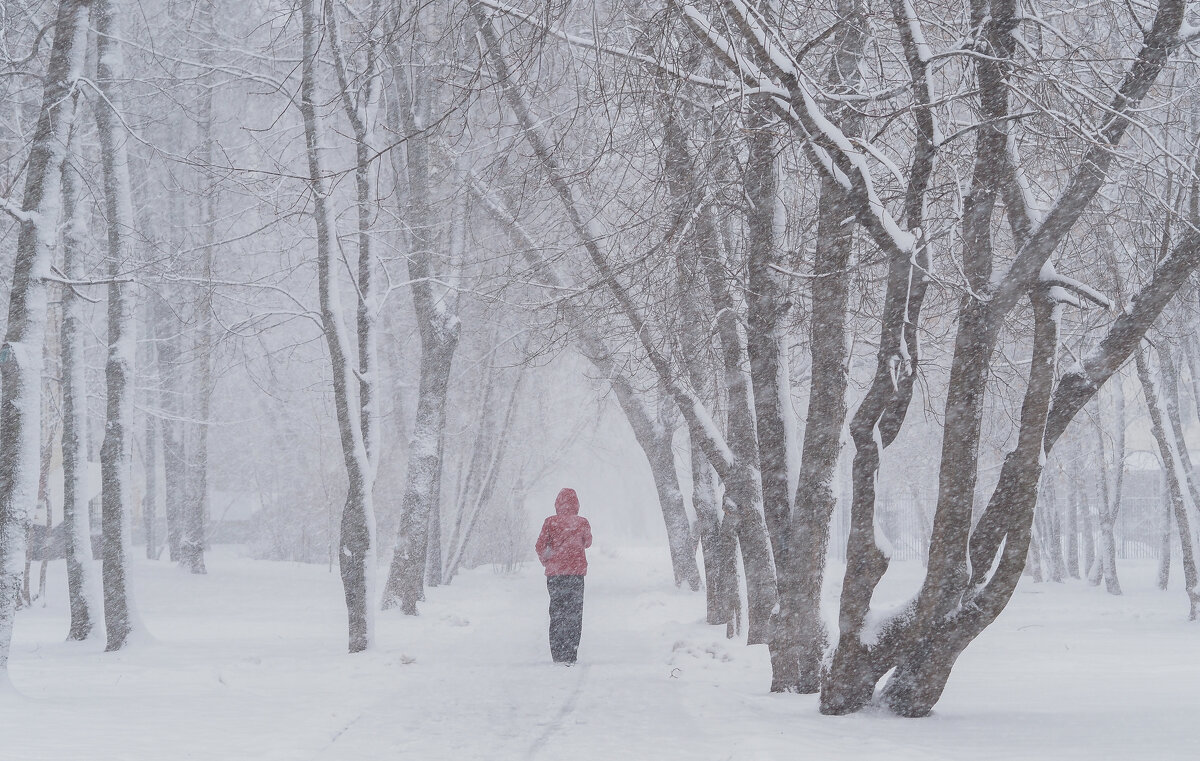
[535,519,553,563]
[582,518,592,549]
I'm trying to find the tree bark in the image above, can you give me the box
[379,59,459,612]
[144,395,158,559]
[1140,346,1200,618]
[299,0,377,652]
[1044,480,1066,583]
[1093,392,1124,596]
[94,0,141,652]
[0,0,92,676]
[1077,477,1096,584]
[691,442,739,631]
[1064,473,1079,579]
[382,333,457,613]
[818,0,936,712]
[178,0,221,576]
[880,289,1061,716]
[60,114,102,641]
[155,295,185,562]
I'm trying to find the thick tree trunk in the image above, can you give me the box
[382,333,457,614]
[880,291,1060,717]
[60,118,102,641]
[739,114,800,677]
[380,107,458,611]
[691,442,739,630]
[94,0,141,653]
[772,0,864,696]
[818,0,936,712]
[874,217,1200,715]
[0,0,91,677]
[646,434,700,591]
[782,174,854,693]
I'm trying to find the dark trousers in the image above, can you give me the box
[546,575,585,662]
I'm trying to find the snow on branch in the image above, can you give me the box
[0,196,36,224]
[898,0,933,64]
[477,0,754,94]
[720,0,801,78]
[1039,262,1114,309]
[680,4,772,86]
[681,3,918,261]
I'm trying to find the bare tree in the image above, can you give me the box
[0,0,92,673]
[298,0,378,653]
[60,116,102,640]
[380,21,463,613]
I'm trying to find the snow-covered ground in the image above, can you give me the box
[3,546,1198,760]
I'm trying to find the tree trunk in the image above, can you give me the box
[646,434,700,591]
[1064,474,1079,579]
[1140,346,1200,618]
[818,0,936,712]
[874,220,1200,716]
[441,367,523,583]
[426,446,443,590]
[60,115,102,641]
[1158,475,1172,591]
[144,402,158,560]
[1078,483,1096,584]
[691,443,739,631]
[155,295,185,562]
[880,290,1060,717]
[299,0,377,652]
[0,0,91,676]
[95,0,140,652]
[382,333,457,614]
[1093,392,1123,595]
[180,0,224,578]
[376,37,460,609]
[1044,480,1066,583]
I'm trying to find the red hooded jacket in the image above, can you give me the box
[536,488,592,576]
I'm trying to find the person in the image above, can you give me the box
[535,488,592,664]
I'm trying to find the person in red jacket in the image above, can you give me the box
[535,488,592,663]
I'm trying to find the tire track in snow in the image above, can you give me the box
[526,663,590,760]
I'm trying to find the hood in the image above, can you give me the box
[555,488,579,516]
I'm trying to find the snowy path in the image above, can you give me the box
[313,552,720,760]
[4,546,1200,760]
